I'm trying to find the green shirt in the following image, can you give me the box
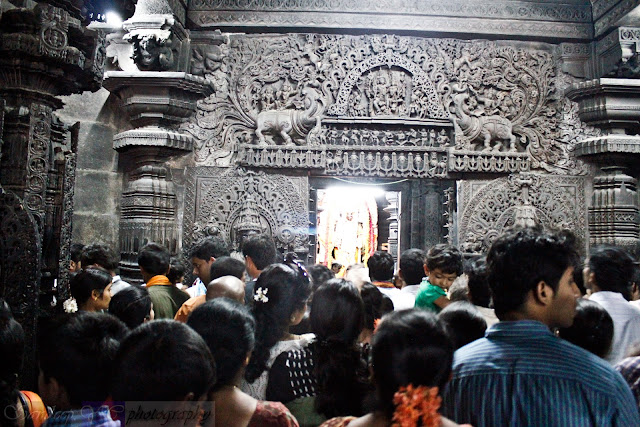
[148,285,190,319]
[414,278,446,313]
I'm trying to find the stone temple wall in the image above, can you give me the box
[65,4,640,276]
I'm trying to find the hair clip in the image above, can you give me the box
[254,287,269,304]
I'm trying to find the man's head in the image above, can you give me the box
[38,312,128,409]
[242,234,277,279]
[80,243,119,274]
[466,257,492,308]
[206,276,245,304]
[167,256,189,285]
[585,245,636,300]
[189,236,230,284]
[487,227,580,327]
[425,244,463,290]
[367,251,395,282]
[112,320,215,403]
[70,243,84,272]
[399,248,426,286]
[210,256,246,282]
[137,242,171,283]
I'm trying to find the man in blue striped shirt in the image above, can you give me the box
[442,227,640,426]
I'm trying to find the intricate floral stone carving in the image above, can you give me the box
[185,33,592,176]
[183,167,310,254]
[0,188,41,389]
[457,174,586,253]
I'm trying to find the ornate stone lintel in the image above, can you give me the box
[574,134,640,158]
[236,144,449,178]
[565,78,640,134]
[449,151,530,174]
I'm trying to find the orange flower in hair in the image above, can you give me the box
[391,384,441,427]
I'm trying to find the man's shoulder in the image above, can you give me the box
[453,332,624,390]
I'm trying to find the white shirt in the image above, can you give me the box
[590,291,640,364]
[110,275,131,295]
[379,287,415,310]
[400,284,422,301]
[476,305,499,327]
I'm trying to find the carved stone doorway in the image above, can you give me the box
[309,177,453,265]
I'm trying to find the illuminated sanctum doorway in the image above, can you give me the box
[308,177,452,267]
[315,183,401,268]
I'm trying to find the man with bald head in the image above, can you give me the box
[175,275,246,322]
[206,275,245,303]
[174,254,246,323]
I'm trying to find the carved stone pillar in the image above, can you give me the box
[103,73,213,281]
[567,67,640,250]
[0,0,113,388]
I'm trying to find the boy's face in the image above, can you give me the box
[427,267,458,290]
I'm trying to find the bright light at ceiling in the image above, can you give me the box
[106,11,123,27]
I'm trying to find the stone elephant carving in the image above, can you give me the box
[452,86,517,152]
[255,87,323,145]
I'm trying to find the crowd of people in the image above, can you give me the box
[3,226,640,426]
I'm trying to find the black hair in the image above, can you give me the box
[438,301,487,350]
[308,264,335,292]
[80,243,119,272]
[69,266,112,306]
[112,320,216,401]
[311,279,368,417]
[137,242,170,276]
[487,227,579,318]
[466,257,491,308]
[573,260,587,296]
[70,243,84,263]
[426,244,464,275]
[399,249,425,286]
[557,298,614,359]
[187,299,255,390]
[0,300,24,427]
[588,246,636,300]
[245,263,311,383]
[360,283,394,330]
[38,312,128,407]
[108,286,152,329]
[367,251,395,282]
[167,256,189,285]
[371,310,454,419]
[242,234,277,270]
[209,256,246,281]
[188,235,230,260]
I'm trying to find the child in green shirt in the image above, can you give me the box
[415,244,463,313]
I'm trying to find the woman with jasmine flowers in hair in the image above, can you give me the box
[241,253,313,400]
[320,310,471,427]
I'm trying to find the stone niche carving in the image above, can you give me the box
[183,167,310,255]
[457,173,587,254]
[183,33,595,176]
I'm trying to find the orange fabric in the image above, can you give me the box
[374,280,396,289]
[146,275,172,287]
[20,391,48,427]
[174,295,207,322]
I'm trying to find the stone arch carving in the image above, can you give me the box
[457,174,586,253]
[184,167,310,254]
[328,52,448,119]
